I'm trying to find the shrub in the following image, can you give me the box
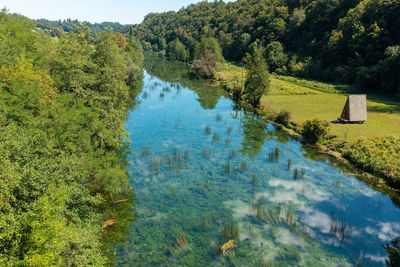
[275,110,290,126]
[301,119,330,144]
[341,136,400,186]
[193,50,217,78]
[384,237,400,267]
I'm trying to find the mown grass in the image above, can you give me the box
[216,62,400,143]
[261,91,400,143]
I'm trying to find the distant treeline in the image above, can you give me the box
[0,9,143,265]
[135,0,400,96]
[36,18,130,36]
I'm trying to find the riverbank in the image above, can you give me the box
[214,62,400,190]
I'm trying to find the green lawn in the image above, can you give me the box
[261,79,400,143]
[215,62,400,144]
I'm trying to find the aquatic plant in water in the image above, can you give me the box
[240,160,247,172]
[329,214,352,243]
[252,200,282,226]
[168,232,191,257]
[140,147,151,157]
[212,132,221,143]
[148,156,163,173]
[202,147,215,159]
[222,221,239,242]
[216,114,222,122]
[293,169,299,180]
[287,158,292,170]
[285,205,296,229]
[227,126,232,134]
[268,147,280,163]
[224,161,231,175]
[293,168,305,180]
[142,91,149,99]
[228,150,237,159]
[251,175,260,187]
[184,150,190,161]
[205,125,211,135]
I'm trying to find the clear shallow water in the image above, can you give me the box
[115,57,400,266]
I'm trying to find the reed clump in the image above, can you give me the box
[268,147,280,163]
[224,161,231,175]
[205,125,211,135]
[228,150,237,159]
[168,232,191,257]
[140,147,151,157]
[329,215,352,243]
[212,132,221,143]
[222,221,239,242]
[240,160,247,172]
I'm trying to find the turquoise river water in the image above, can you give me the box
[114,56,400,266]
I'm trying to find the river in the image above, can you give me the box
[114,55,400,266]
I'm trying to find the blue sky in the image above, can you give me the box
[0,0,234,24]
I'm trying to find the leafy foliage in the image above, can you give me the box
[342,136,400,186]
[0,10,142,265]
[301,119,330,144]
[244,47,271,107]
[384,237,400,267]
[167,38,189,62]
[134,0,400,96]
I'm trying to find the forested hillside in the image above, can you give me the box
[36,18,129,36]
[135,0,400,96]
[0,9,143,265]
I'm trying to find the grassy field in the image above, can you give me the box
[261,79,400,143]
[215,62,400,144]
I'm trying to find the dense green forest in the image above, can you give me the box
[0,9,143,265]
[36,18,129,37]
[135,0,400,96]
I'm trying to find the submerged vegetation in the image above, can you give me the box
[114,56,400,266]
[0,10,143,265]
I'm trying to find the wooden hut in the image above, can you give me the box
[339,95,367,123]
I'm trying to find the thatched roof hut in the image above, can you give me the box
[339,95,367,123]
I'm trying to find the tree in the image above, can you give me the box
[243,47,270,107]
[193,50,217,78]
[194,37,223,62]
[167,38,189,62]
[266,41,288,73]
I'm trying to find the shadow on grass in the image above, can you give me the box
[366,93,400,114]
[368,104,400,114]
